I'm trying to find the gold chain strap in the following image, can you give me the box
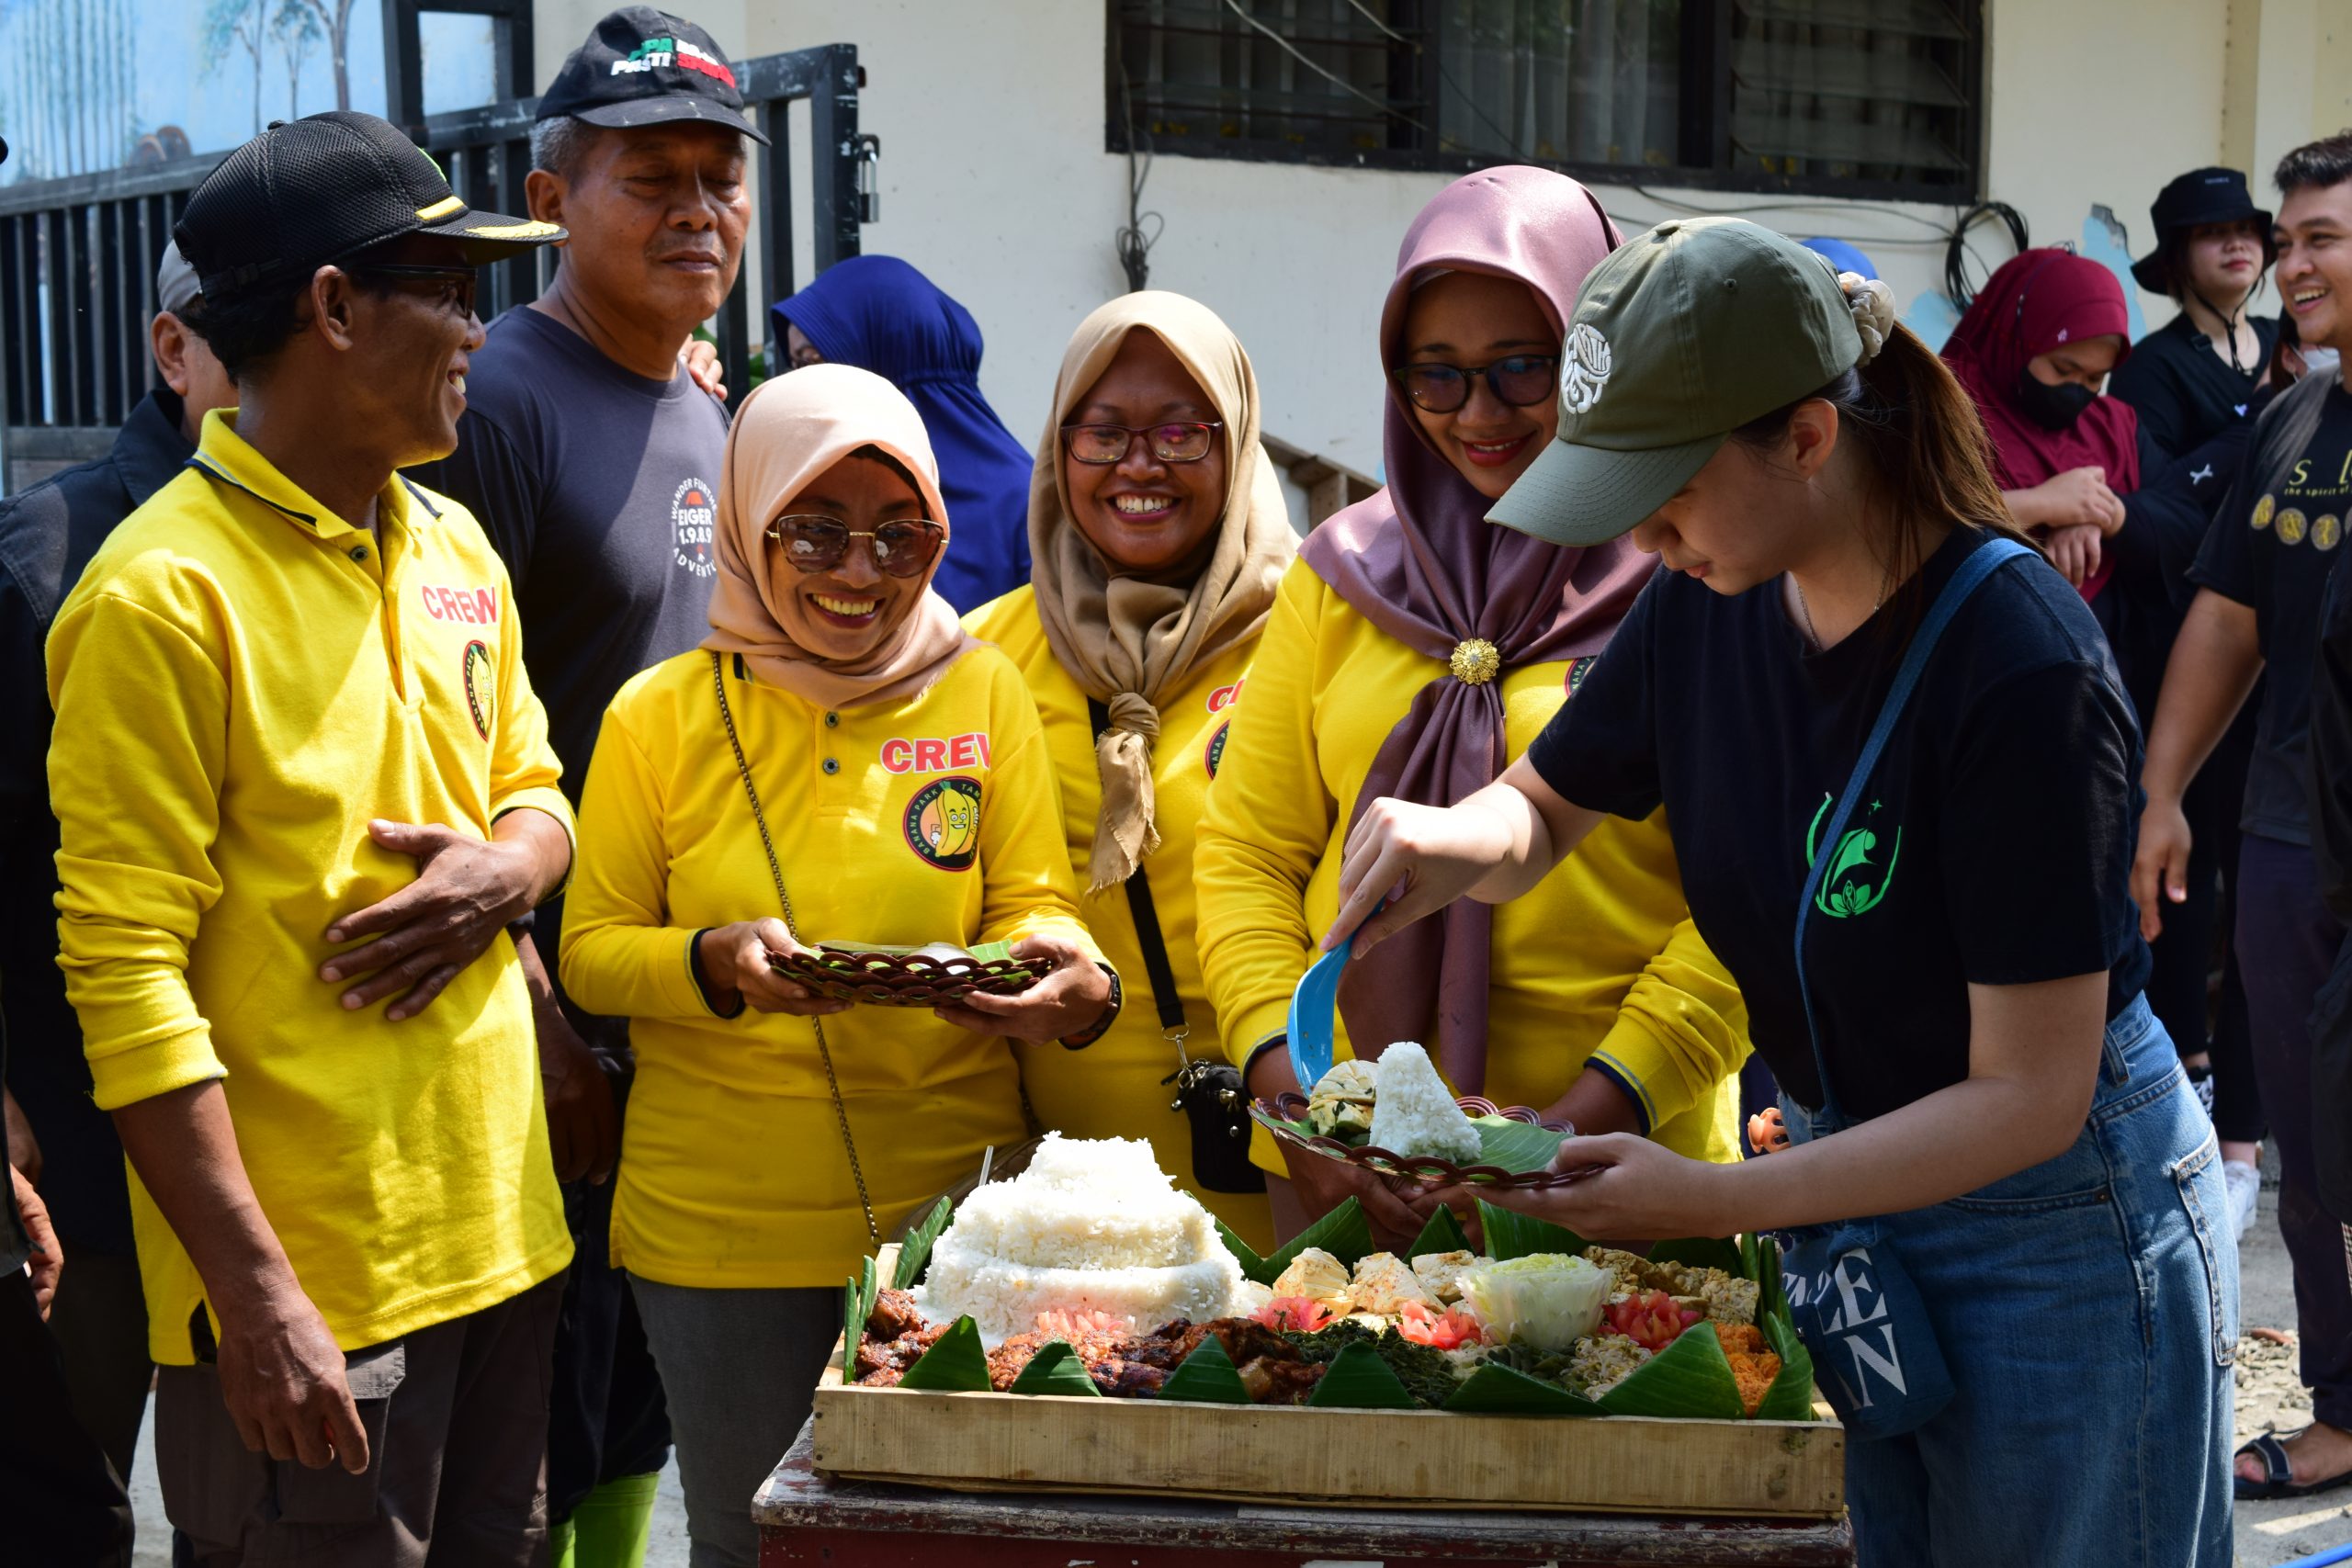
[708,652,879,1244]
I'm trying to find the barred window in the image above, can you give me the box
[1108,0,1981,201]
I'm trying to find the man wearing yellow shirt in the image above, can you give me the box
[46,115,574,1564]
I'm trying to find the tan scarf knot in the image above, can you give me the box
[1030,293,1298,892]
[1089,691,1165,888]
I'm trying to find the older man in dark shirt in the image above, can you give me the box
[0,241,231,1564]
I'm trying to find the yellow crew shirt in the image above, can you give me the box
[46,411,575,1364]
[966,586,1274,1253]
[560,643,1108,1289]
[1194,556,1749,1172]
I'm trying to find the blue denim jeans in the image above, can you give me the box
[1782,994,2236,1567]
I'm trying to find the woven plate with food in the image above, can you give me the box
[1251,1043,1590,1190]
[771,941,1040,1007]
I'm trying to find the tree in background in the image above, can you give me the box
[289,0,355,111]
[272,0,322,118]
[1,0,141,179]
[201,0,268,139]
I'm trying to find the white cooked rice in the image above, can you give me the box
[918,1134,1245,1341]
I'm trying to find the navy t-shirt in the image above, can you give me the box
[412,305,730,797]
[1528,529,2151,1120]
[2189,383,2352,847]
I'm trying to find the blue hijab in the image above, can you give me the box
[773,255,1034,613]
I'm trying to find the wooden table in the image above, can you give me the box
[755,1422,1858,1567]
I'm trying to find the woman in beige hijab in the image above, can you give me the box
[966,292,1295,1250]
[561,364,1114,1568]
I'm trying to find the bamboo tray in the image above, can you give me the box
[808,1247,1845,1520]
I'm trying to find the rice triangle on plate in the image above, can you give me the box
[1367,1042,1482,1164]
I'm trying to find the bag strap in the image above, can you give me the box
[1087,696,1188,1044]
[710,652,880,1243]
[1793,537,2032,1123]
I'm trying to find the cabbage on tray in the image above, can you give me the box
[843,1191,1817,1424]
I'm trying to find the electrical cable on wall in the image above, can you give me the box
[1114,42,1161,292]
[1943,200,2030,310]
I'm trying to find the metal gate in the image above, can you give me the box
[0,26,866,493]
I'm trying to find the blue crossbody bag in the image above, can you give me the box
[1778,536,2031,1440]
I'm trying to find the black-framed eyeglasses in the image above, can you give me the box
[764,514,945,578]
[352,263,479,319]
[1393,355,1559,413]
[1058,421,1223,466]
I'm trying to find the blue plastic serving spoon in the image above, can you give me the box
[1286,900,1385,1089]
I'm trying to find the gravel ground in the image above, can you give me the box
[118,1154,2348,1564]
[2233,1151,2352,1566]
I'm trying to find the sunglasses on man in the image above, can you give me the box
[764,514,946,578]
[352,263,480,319]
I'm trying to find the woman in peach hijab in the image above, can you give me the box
[561,365,1117,1567]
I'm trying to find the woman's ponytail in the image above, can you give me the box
[1731,301,2034,600]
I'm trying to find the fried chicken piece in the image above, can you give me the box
[1091,1358,1170,1398]
[854,1323,944,1383]
[866,1287,927,1340]
[1204,1317,1298,1368]
[1124,1320,1212,1371]
[1243,1357,1327,1405]
[988,1333,1046,1391]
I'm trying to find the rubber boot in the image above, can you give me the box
[561,1472,661,1568]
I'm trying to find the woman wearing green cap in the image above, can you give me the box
[1333,218,2233,1563]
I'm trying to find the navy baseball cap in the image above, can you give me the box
[536,7,769,145]
[175,111,562,303]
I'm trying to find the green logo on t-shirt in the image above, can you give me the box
[1804,795,1902,919]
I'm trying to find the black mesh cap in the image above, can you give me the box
[536,7,768,145]
[175,111,565,304]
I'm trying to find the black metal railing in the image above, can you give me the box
[0,41,866,493]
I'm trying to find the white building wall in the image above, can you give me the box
[531,0,2275,480]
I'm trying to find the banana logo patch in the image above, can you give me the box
[462,639,493,740]
[904,776,982,871]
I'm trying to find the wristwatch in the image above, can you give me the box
[1058,964,1124,1049]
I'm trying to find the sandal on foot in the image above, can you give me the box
[2234,1432,2352,1500]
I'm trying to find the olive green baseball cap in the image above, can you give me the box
[1487,217,1864,547]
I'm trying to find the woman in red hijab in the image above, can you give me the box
[1942,249,2142,597]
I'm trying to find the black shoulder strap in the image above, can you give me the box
[1088,696,1186,1036]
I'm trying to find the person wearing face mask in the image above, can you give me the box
[1193,168,1749,1249]
[1332,217,2233,1566]
[965,293,1295,1252]
[1940,249,2143,599]
[558,364,1115,1568]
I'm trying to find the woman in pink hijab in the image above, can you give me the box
[1195,168,1751,1246]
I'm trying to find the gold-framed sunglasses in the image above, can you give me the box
[764,514,946,578]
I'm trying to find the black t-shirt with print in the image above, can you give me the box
[2190,383,2352,846]
[411,305,730,797]
[1528,529,2150,1120]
